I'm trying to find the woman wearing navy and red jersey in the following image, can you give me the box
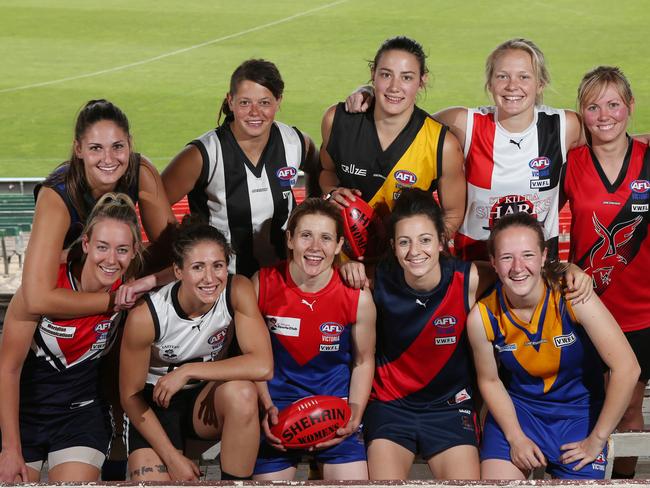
[252,198,376,480]
[364,188,491,479]
[563,66,650,479]
[0,193,142,482]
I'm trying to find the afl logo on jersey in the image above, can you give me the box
[394,170,417,186]
[631,179,650,194]
[208,330,227,345]
[529,157,550,171]
[94,321,111,334]
[320,322,343,337]
[433,316,456,328]
[276,167,297,187]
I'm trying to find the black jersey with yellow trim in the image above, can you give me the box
[327,102,446,218]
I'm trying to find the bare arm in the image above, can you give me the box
[565,110,585,150]
[559,296,639,470]
[316,287,376,448]
[0,290,37,482]
[432,107,469,150]
[467,306,546,471]
[22,188,112,317]
[467,261,496,308]
[438,130,466,238]
[161,145,204,206]
[119,302,199,480]
[174,275,273,384]
[319,105,361,209]
[301,132,322,198]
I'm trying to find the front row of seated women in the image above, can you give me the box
[0,189,639,482]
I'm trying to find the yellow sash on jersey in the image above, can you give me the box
[367,117,444,220]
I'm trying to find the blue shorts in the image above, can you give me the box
[16,401,111,466]
[254,429,366,475]
[481,398,606,479]
[363,399,479,460]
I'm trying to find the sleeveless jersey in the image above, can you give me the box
[477,282,604,417]
[188,122,305,277]
[564,139,650,332]
[20,262,122,415]
[35,157,141,248]
[371,257,473,409]
[457,106,567,261]
[327,103,446,221]
[258,261,360,406]
[144,278,234,387]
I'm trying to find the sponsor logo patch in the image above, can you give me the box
[495,343,517,352]
[266,316,301,337]
[319,344,340,352]
[320,322,343,337]
[435,336,456,345]
[40,318,76,339]
[632,203,649,212]
[276,166,297,187]
[341,163,367,176]
[553,332,576,348]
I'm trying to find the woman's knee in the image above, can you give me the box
[217,381,258,420]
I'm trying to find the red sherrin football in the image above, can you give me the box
[270,395,351,449]
[340,197,377,259]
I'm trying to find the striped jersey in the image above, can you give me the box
[20,262,122,414]
[188,122,305,277]
[456,106,567,260]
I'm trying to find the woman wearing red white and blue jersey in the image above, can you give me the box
[563,66,650,479]
[0,193,142,483]
[252,198,376,481]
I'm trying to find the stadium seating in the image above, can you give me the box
[0,194,34,275]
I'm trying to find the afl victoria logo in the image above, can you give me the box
[394,170,417,186]
[94,321,111,333]
[528,157,550,171]
[320,322,343,337]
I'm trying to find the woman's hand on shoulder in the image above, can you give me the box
[114,275,156,310]
[345,85,374,113]
[559,435,606,472]
[0,449,30,483]
[339,259,369,290]
[562,263,593,304]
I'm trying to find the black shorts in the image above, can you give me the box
[625,327,650,381]
[126,385,203,454]
[363,399,479,460]
[15,402,111,468]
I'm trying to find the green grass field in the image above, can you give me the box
[1,0,649,177]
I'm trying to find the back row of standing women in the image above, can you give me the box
[0,34,647,482]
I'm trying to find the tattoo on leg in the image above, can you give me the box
[130,465,163,478]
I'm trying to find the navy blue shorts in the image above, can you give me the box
[481,398,607,479]
[254,428,366,475]
[16,402,111,466]
[363,399,479,460]
[126,385,203,454]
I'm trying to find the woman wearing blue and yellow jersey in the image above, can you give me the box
[467,212,639,479]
